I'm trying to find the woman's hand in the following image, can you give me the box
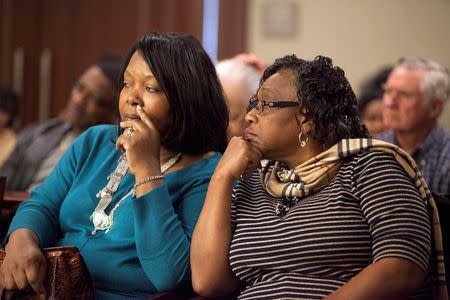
[216,136,263,181]
[0,228,47,300]
[116,105,161,177]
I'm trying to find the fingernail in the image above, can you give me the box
[137,105,142,110]
[120,122,125,126]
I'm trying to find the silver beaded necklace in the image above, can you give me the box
[90,153,182,234]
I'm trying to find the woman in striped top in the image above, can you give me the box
[191,55,446,299]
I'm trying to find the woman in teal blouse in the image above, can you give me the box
[1,33,228,299]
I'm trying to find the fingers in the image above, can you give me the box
[119,119,145,134]
[1,267,18,290]
[25,263,46,300]
[11,269,28,290]
[242,151,262,179]
[136,105,158,131]
[118,105,161,152]
[120,105,157,134]
[223,136,263,179]
[0,255,46,299]
[242,139,263,177]
[115,134,127,152]
[231,136,263,163]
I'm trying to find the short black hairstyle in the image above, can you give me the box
[119,32,228,155]
[261,55,369,150]
[0,87,19,128]
[357,65,392,115]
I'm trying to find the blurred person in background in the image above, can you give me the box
[378,57,450,195]
[357,66,392,136]
[216,53,264,141]
[0,87,19,167]
[0,55,122,192]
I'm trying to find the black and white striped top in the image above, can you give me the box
[230,151,432,299]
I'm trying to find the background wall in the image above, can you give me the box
[1,0,449,129]
[247,0,450,129]
[0,0,246,128]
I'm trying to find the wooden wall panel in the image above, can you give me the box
[0,0,246,127]
[140,0,203,39]
[42,0,138,115]
[11,0,42,126]
[0,0,13,86]
[40,0,77,117]
[218,0,247,59]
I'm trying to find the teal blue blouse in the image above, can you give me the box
[8,125,221,299]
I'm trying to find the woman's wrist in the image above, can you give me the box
[6,228,40,250]
[212,169,236,185]
[134,178,164,197]
[132,160,161,178]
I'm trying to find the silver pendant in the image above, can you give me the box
[89,153,182,234]
[91,211,113,234]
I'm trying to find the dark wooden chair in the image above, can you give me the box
[433,193,450,290]
[0,177,29,240]
[0,176,7,240]
[0,176,5,205]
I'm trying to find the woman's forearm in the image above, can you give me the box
[190,171,241,296]
[325,257,426,300]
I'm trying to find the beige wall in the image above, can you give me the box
[247,0,450,129]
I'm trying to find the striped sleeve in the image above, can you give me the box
[231,185,237,233]
[354,151,432,272]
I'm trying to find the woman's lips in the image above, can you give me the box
[124,113,139,120]
[244,128,256,141]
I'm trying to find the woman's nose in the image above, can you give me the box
[126,89,144,106]
[245,109,257,124]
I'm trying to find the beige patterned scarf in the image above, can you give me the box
[260,138,447,299]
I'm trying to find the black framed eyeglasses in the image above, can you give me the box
[246,96,299,114]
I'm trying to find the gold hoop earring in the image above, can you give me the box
[298,132,309,148]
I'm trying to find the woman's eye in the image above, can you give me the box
[145,86,157,93]
[123,82,131,88]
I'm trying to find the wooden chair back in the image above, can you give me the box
[0,176,5,212]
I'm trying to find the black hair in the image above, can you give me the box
[261,55,369,150]
[357,66,392,115]
[95,54,123,89]
[0,87,19,128]
[95,54,123,113]
[119,32,228,154]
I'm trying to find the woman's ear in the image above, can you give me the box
[295,113,314,135]
[301,120,314,136]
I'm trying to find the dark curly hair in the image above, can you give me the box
[261,55,369,150]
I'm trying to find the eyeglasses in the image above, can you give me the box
[246,96,299,114]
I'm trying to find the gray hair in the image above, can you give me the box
[215,58,261,100]
[396,57,450,104]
